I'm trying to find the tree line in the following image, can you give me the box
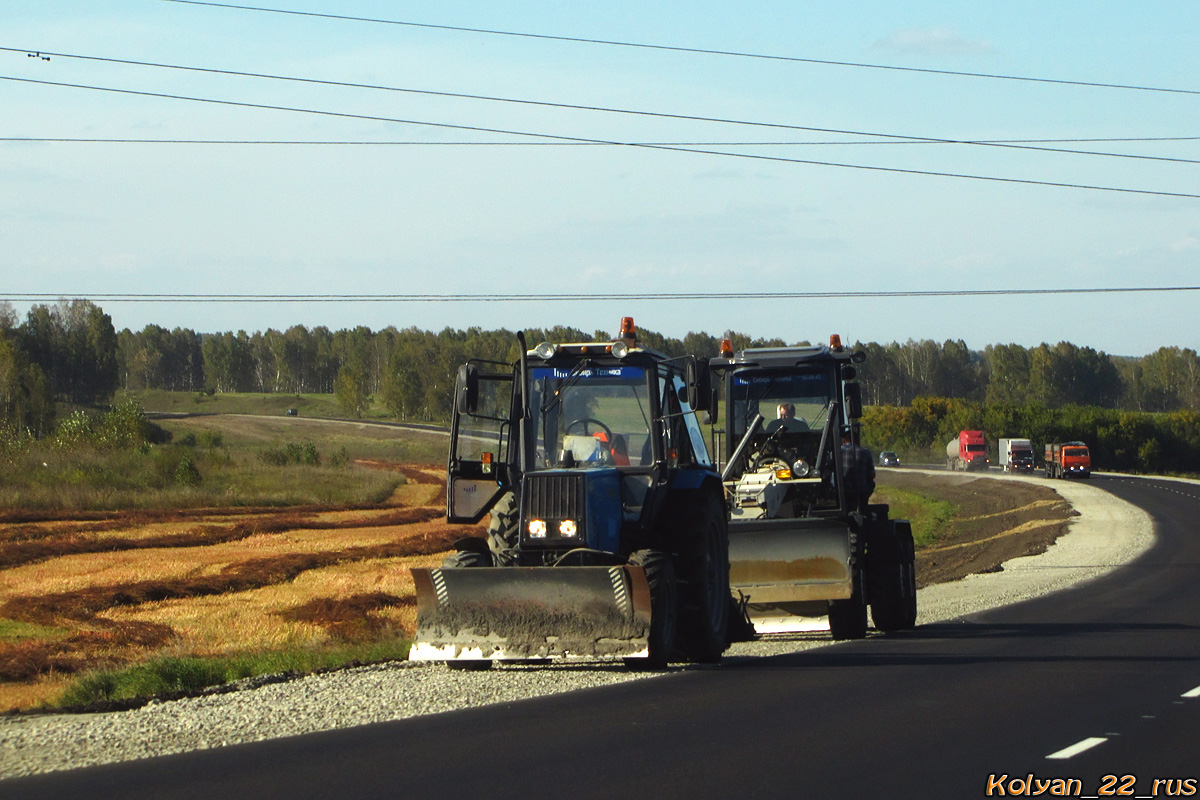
[861,397,1200,475]
[113,319,788,422]
[857,339,1200,412]
[3,299,1199,440]
[0,300,118,438]
[119,322,1200,419]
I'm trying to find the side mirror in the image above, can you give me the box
[457,364,479,415]
[686,358,713,413]
[845,382,863,420]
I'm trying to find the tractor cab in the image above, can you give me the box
[446,317,714,564]
[711,338,866,519]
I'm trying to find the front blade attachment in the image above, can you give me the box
[727,517,853,633]
[409,565,652,661]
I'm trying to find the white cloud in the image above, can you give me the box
[874,27,995,57]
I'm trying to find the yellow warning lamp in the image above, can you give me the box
[829,334,844,352]
[719,339,734,357]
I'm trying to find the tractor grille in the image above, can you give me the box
[524,473,586,522]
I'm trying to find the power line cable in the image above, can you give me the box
[3,74,1196,199]
[5,46,1194,166]
[155,0,1199,97]
[4,136,1197,148]
[5,287,1199,303]
[4,135,1197,147]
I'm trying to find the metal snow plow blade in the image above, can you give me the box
[728,518,854,631]
[409,565,652,662]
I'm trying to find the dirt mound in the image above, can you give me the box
[880,471,1075,587]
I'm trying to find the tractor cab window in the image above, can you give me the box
[446,366,513,523]
[729,368,835,442]
[528,365,654,470]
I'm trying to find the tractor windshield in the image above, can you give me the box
[729,368,835,441]
[527,364,654,469]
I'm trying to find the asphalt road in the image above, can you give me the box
[6,474,1198,799]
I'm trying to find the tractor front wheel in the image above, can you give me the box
[625,549,678,670]
[442,548,495,670]
[675,492,731,663]
[829,561,868,640]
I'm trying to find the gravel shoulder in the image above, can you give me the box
[0,471,1158,779]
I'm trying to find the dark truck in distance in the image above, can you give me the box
[999,438,1035,473]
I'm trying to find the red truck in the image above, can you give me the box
[1045,441,1091,479]
[945,430,988,471]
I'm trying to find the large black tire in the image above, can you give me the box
[900,523,918,629]
[674,492,731,663]
[869,522,917,632]
[442,548,494,569]
[828,557,868,640]
[486,491,519,564]
[625,549,678,669]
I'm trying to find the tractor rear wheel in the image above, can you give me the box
[898,523,917,629]
[869,522,917,633]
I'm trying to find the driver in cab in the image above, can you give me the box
[765,402,807,434]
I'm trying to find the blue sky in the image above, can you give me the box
[2,1,1197,355]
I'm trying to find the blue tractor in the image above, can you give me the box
[409,319,735,667]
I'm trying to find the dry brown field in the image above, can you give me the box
[0,460,483,711]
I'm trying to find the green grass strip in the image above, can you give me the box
[871,485,958,548]
[52,636,412,710]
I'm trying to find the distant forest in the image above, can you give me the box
[2,300,1199,472]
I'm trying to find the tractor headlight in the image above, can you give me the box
[792,459,811,478]
[528,519,547,538]
[558,519,578,537]
[534,341,557,359]
[610,340,629,359]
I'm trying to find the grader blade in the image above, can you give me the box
[727,517,854,632]
[409,565,652,662]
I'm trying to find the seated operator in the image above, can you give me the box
[765,402,807,433]
[605,432,631,466]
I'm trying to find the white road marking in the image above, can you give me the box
[1183,685,1200,698]
[1046,737,1107,760]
